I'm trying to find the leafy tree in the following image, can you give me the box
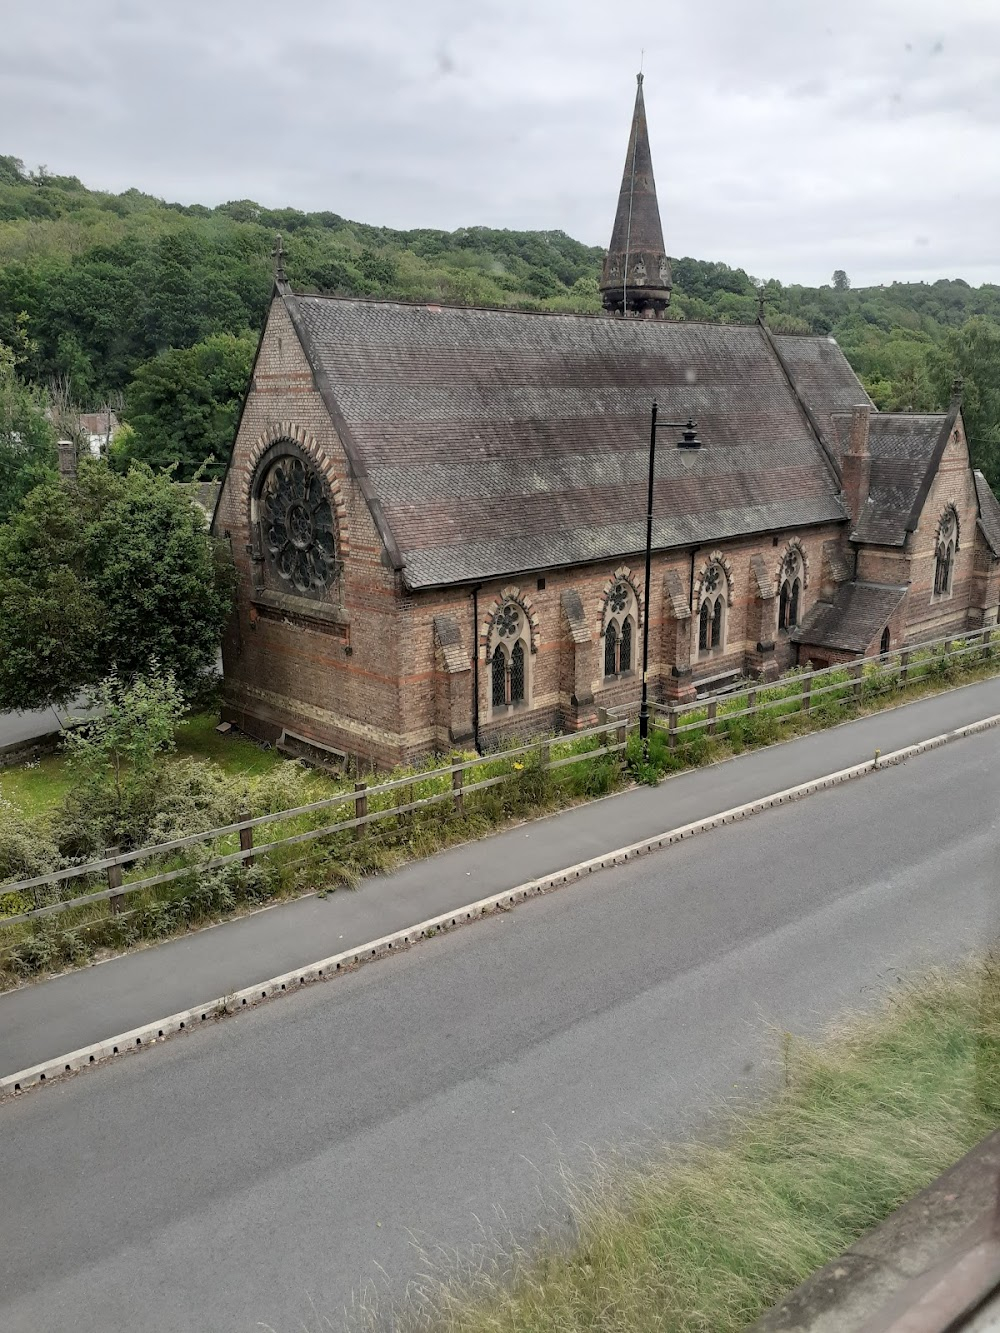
[832,270,851,290]
[66,667,184,786]
[930,318,1000,489]
[0,460,232,710]
[122,332,255,479]
[0,340,58,524]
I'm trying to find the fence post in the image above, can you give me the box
[748,688,757,716]
[353,782,368,840]
[852,660,863,704]
[616,720,627,753]
[900,649,910,685]
[707,700,717,736]
[107,847,124,914]
[451,761,464,814]
[801,674,811,714]
[667,708,677,750]
[540,739,551,768]
[238,812,254,867]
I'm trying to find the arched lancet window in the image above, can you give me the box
[604,622,618,678]
[488,599,530,712]
[934,508,957,599]
[778,549,804,631]
[602,580,638,679]
[491,645,507,708]
[880,626,891,656]
[510,641,526,704]
[699,563,728,656]
[620,617,633,672]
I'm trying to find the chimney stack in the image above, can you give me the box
[842,404,871,529]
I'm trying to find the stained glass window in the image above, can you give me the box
[510,641,526,703]
[779,582,789,630]
[789,579,800,627]
[492,646,507,707]
[620,618,633,672]
[259,455,337,595]
[605,622,618,677]
[699,601,710,651]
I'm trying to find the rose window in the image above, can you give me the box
[494,602,521,639]
[608,582,629,614]
[260,456,337,594]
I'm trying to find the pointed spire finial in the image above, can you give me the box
[599,75,670,318]
[757,285,767,323]
[951,374,963,406]
[272,233,286,284]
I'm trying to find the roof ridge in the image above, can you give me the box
[290,290,841,338]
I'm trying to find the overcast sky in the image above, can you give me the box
[3,0,999,288]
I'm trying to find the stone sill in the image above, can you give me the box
[251,589,350,630]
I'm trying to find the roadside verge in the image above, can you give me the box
[4,709,998,1101]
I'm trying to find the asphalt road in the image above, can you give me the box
[2,721,999,1332]
[4,674,1000,1078]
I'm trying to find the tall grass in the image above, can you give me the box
[349,958,1000,1333]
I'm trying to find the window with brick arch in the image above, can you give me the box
[488,600,530,713]
[933,508,958,599]
[778,549,804,631]
[603,580,638,680]
[251,447,339,601]
[880,626,891,655]
[698,563,727,655]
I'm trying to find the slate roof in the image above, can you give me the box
[286,293,859,589]
[844,413,950,547]
[771,334,872,450]
[975,470,1000,557]
[792,581,908,653]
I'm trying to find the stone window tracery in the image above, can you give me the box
[933,507,958,599]
[488,598,530,712]
[602,579,637,680]
[698,561,728,655]
[257,453,338,597]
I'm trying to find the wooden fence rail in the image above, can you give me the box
[2,624,995,932]
[0,721,626,928]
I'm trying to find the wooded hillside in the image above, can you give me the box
[2,153,998,487]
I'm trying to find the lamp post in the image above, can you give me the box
[638,401,702,753]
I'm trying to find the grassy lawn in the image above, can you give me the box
[0,711,290,817]
[173,712,287,777]
[366,958,1000,1333]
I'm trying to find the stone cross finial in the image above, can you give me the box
[272,234,286,283]
[757,286,766,322]
[951,375,964,405]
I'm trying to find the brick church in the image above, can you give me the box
[213,75,1000,768]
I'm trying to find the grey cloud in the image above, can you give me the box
[1,0,998,287]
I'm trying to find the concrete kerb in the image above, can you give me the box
[3,710,1000,1102]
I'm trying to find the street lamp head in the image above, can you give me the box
[677,418,701,466]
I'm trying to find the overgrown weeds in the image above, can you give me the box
[347,957,1000,1333]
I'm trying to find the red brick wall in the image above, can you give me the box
[214,294,408,769]
[900,420,979,643]
[214,306,995,768]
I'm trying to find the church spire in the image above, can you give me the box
[599,73,671,318]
